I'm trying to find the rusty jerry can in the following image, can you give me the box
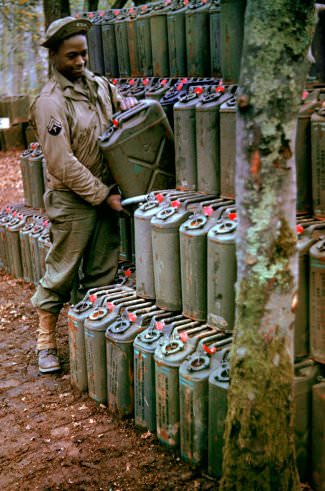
[219,0,245,83]
[114,10,131,77]
[312,379,325,491]
[28,145,45,209]
[127,7,141,77]
[86,12,105,75]
[151,193,217,311]
[155,323,217,448]
[150,1,171,77]
[101,10,119,77]
[185,0,211,77]
[309,237,325,364]
[167,0,188,77]
[179,337,232,466]
[311,105,325,219]
[20,148,33,207]
[105,301,160,417]
[294,359,320,482]
[207,210,237,330]
[136,4,154,76]
[180,199,234,321]
[84,292,140,404]
[219,96,236,198]
[209,0,221,77]
[133,312,188,432]
[196,85,237,194]
[98,99,175,198]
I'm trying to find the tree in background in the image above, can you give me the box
[43,0,70,28]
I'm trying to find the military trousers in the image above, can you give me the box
[32,189,120,314]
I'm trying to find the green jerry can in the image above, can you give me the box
[86,12,105,75]
[185,0,211,77]
[28,145,45,209]
[219,96,236,198]
[167,0,188,77]
[0,214,11,271]
[127,77,153,101]
[180,339,231,466]
[20,148,33,207]
[311,105,325,219]
[295,221,325,359]
[114,10,131,78]
[207,348,230,477]
[312,380,325,491]
[150,1,171,77]
[98,99,175,198]
[155,323,217,448]
[136,4,154,76]
[37,228,50,278]
[294,359,320,482]
[19,221,34,282]
[84,293,141,404]
[207,212,237,330]
[196,85,237,194]
[5,214,28,279]
[309,237,325,364]
[180,200,234,321]
[219,0,245,83]
[151,193,217,311]
[145,78,175,101]
[209,0,221,77]
[133,312,188,432]
[42,158,48,192]
[29,223,45,284]
[106,301,159,417]
[101,10,119,78]
[127,7,141,78]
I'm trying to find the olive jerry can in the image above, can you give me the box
[219,96,236,198]
[207,213,237,330]
[98,99,175,198]
[28,147,45,209]
[119,213,132,262]
[196,85,237,194]
[106,301,158,417]
[133,312,186,431]
[19,222,34,282]
[29,223,45,284]
[207,351,230,477]
[114,10,131,77]
[185,0,211,77]
[209,0,221,77]
[311,106,325,219]
[179,338,231,466]
[87,13,105,75]
[312,380,325,491]
[127,8,141,77]
[150,2,170,77]
[151,193,217,311]
[145,78,175,101]
[155,324,217,448]
[219,0,245,83]
[0,215,11,271]
[5,215,27,279]
[294,359,320,482]
[84,294,142,404]
[102,10,119,77]
[38,229,50,278]
[309,238,325,364]
[136,5,154,76]
[180,200,234,320]
[20,149,32,207]
[167,0,188,77]
[295,222,325,359]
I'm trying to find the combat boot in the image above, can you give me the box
[36,309,60,373]
[38,349,60,374]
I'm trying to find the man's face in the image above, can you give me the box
[52,34,88,81]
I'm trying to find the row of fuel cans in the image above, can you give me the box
[82,0,244,82]
[67,283,325,487]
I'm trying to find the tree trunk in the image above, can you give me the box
[43,0,70,29]
[220,1,316,490]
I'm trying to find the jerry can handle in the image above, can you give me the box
[114,101,148,125]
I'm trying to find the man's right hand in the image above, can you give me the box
[106,194,123,212]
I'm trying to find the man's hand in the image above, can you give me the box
[120,97,138,111]
[106,194,123,212]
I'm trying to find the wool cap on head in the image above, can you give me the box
[41,16,92,48]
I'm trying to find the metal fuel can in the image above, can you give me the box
[219,0,245,83]
[5,214,29,279]
[309,238,325,364]
[114,10,131,77]
[28,146,45,209]
[185,0,211,77]
[37,228,50,278]
[219,96,236,198]
[29,223,45,284]
[312,380,325,491]
[145,78,175,101]
[19,221,34,282]
[136,4,154,77]
[101,10,119,77]
[209,0,221,77]
[150,1,171,77]
[311,106,325,219]
[167,0,188,77]
[127,8,141,77]
[20,148,32,207]
[86,12,105,75]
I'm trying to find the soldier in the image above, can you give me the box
[30,16,137,374]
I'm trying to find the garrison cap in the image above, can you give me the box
[41,16,92,48]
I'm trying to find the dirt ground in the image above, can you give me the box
[0,150,217,491]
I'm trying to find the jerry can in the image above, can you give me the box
[207,211,237,330]
[38,229,51,278]
[20,149,32,207]
[127,77,153,100]
[180,200,234,320]
[160,78,187,128]
[98,99,175,198]
[309,237,325,364]
[6,213,30,279]
[29,223,45,284]
[106,301,158,417]
[28,146,45,209]
[86,12,105,75]
[312,380,325,491]
[207,349,230,477]
[151,193,216,310]
[219,0,245,83]
[155,323,217,448]
[196,85,237,194]
[311,106,325,219]
[19,222,34,282]
[150,1,171,77]
[42,158,48,192]
[127,7,141,77]
[119,213,133,262]
[167,0,188,77]
[219,96,236,198]
[0,214,11,271]
[180,340,231,466]
[145,78,175,101]
[136,4,154,76]
[84,293,141,404]
[294,359,320,482]
[101,10,119,77]
[114,10,131,77]
[185,0,211,77]
[133,312,187,431]
[209,0,221,77]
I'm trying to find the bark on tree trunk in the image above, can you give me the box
[220,1,316,490]
[42,0,70,29]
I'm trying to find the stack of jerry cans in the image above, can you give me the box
[309,236,325,365]
[311,104,325,219]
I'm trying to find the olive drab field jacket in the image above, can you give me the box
[30,68,123,206]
